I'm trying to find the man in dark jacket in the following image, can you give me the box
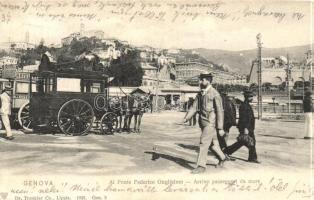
[217,90,237,151]
[224,89,260,163]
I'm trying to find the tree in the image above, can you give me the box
[70,38,93,56]
[35,38,48,56]
[0,50,8,57]
[109,50,144,86]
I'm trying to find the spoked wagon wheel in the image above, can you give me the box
[100,112,118,135]
[57,99,94,136]
[18,102,33,132]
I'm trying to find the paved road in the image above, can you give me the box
[0,111,312,175]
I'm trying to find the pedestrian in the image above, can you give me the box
[224,89,260,163]
[217,89,237,151]
[303,88,313,139]
[186,97,197,126]
[149,93,154,113]
[0,85,14,140]
[183,73,226,174]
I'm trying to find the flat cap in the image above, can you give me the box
[199,73,213,79]
[243,89,255,97]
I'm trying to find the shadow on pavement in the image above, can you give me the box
[176,143,198,152]
[145,151,195,170]
[145,151,217,170]
[259,134,296,140]
[176,143,219,157]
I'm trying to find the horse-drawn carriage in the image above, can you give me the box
[18,53,118,135]
[18,53,151,135]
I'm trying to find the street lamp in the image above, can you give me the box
[256,33,263,119]
[154,63,160,112]
[272,97,276,113]
[286,54,291,113]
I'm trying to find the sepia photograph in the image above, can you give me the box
[0,0,313,199]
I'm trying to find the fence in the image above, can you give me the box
[251,103,303,114]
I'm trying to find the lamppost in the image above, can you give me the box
[155,62,160,112]
[256,33,263,119]
[286,54,291,113]
[272,97,276,113]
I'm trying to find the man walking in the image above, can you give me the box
[184,73,226,174]
[0,85,14,140]
[186,97,197,126]
[217,89,237,151]
[224,89,260,163]
[303,88,313,139]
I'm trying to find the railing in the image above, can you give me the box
[251,103,303,114]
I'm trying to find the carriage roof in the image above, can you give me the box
[31,70,108,80]
[35,53,108,80]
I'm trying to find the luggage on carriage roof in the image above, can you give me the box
[38,52,104,73]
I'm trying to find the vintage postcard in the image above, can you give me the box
[0,0,313,199]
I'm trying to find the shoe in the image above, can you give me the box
[215,159,226,168]
[225,154,236,161]
[5,136,14,140]
[248,159,261,164]
[191,166,206,174]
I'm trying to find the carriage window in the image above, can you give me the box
[57,78,81,92]
[91,83,101,93]
[16,82,36,93]
[81,80,103,93]
[34,76,54,93]
[91,87,100,93]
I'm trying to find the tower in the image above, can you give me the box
[80,23,85,35]
[25,31,29,43]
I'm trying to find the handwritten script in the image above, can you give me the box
[0,0,306,24]
[4,177,312,199]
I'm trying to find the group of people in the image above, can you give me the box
[183,73,260,174]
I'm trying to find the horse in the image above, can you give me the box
[108,96,125,133]
[121,94,150,133]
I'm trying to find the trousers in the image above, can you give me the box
[197,125,226,168]
[189,113,197,126]
[217,127,231,150]
[1,115,12,137]
[304,112,313,138]
[224,133,257,161]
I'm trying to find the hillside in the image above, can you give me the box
[194,44,313,75]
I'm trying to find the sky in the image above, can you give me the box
[0,0,312,51]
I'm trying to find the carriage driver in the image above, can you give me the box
[183,73,226,174]
[0,85,14,140]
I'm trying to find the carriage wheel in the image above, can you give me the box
[18,102,33,132]
[100,112,118,135]
[57,99,94,136]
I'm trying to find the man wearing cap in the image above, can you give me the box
[224,89,260,163]
[303,88,313,139]
[183,73,226,174]
[0,85,14,140]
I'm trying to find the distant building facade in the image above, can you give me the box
[175,62,213,82]
[250,50,313,86]
[0,56,18,66]
[175,62,246,85]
